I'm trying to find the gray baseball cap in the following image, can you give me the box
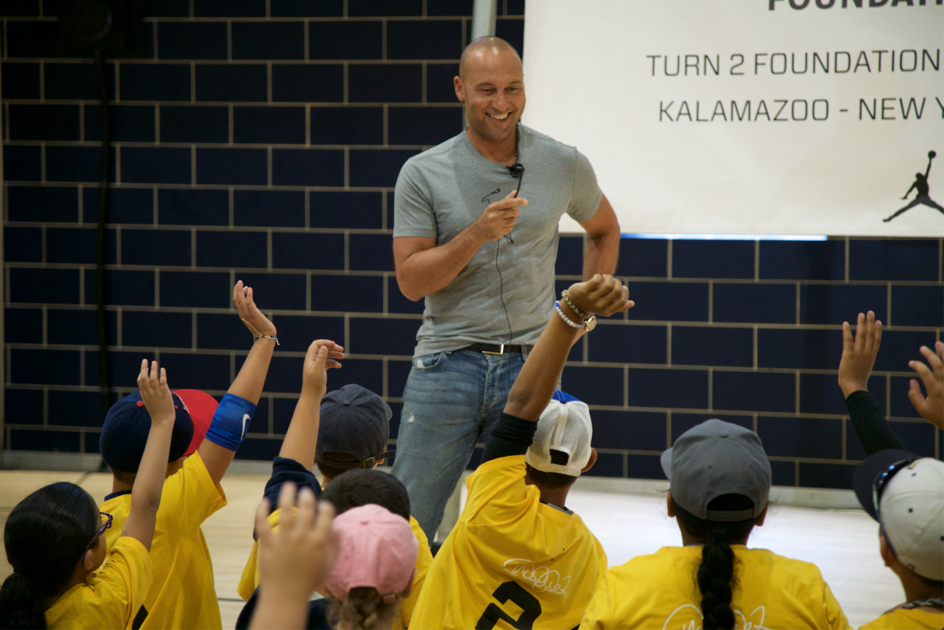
[316,384,394,469]
[661,419,771,521]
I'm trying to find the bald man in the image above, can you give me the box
[391,37,621,540]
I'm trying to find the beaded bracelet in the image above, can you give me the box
[561,290,589,322]
[554,302,584,329]
[242,319,280,346]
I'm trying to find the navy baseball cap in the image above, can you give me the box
[100,389,196,473]
[316,384,394,469]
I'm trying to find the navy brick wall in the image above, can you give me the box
[2,4,940,489]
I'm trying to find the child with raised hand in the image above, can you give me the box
[236,338,343,598]
[237,469,414,630]
[409,274,633,630]
[838,310,942,454]
[0,361,176,630]
[853,452,943,629]
[837,312,944,628]
[247,483,338,630]
[579,417,852,630]
[98,281,279,630]
[236,333,433,630]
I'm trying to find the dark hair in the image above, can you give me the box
[110,467,137,485]
[321,469,411,521]
[524,450,578,490]
[317,452,368,483]
[672,494,762,630]
[0,482,100,630]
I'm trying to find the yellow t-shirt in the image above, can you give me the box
[579,545,851,630]
[237,509,433,629]
[101,452,227,630]
[860,606,944,629]
[46,537,152,630]
[409,455,608,630]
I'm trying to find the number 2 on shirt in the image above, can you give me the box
[475,581,542,629]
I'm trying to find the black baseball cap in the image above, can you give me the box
[100,389,196,473]
[316,384,394,469]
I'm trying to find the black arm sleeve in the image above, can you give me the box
[845,391,907,456]
[481,412,538,464]
[262,456,322,513]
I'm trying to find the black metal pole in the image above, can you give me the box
[94,50,112,419]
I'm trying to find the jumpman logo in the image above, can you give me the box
[241,414,251,437]
[884,150,944,222]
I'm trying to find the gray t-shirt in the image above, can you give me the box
[393,124,603,357]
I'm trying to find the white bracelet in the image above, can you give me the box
[554,302,583,329]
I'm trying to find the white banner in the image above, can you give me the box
[523,0,944,236]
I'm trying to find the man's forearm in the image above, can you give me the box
[583,231,620,280]
[396,228,487,301]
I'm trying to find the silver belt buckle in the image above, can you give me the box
[483,343,504,355]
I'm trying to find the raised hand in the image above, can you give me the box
[302,340,345,401]
[471,190,528,242]
[137,359,176,426]
[838,311,882,398]
[235,280,277,339]
[255,483,338,603]
[907,342,944,429]
[565,274,634,318]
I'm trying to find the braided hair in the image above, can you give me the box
[327,587,401,630]
[672,494,761,630]
[0,482,100,630]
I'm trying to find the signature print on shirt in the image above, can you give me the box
[663,604,773,630]
[503,558,571,597]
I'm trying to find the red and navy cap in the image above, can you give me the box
[100,389,218,473]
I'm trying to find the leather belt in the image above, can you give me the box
[462,343,525,355]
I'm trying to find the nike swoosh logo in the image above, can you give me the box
[242,414,251,437]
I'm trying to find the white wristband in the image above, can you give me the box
[554,302,583,329]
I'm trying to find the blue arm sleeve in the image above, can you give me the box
[204,393,257,451]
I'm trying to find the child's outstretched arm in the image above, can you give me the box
[122,360,177,551]
[249,483,338,630]
[199,281,278,485]
[279,339,344,471]
[837,311,906,455]
[505,275,633,422]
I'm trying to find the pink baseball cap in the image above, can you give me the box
[324,504,418,602]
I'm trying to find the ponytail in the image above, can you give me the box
[697,530,736,630]
[672,494,761,630]
[0,572,47,630]
[328,587,401,630]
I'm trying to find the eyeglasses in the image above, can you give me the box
[79,512,113,560]
[872,458,914,556]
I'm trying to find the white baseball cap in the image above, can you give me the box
[525,391,593,477]
[854,451,944,581]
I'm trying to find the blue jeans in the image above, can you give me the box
[391,349,526,541]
